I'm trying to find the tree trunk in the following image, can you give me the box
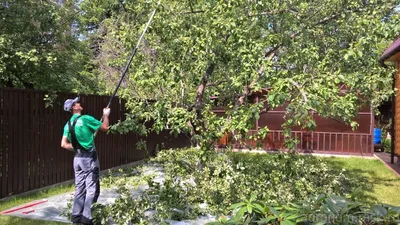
[187,63,215,140]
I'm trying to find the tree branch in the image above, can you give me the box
[195,63,215,110]
[289,79,348,125]
[182,10,205,15]
[236,4,370,107]
[187,63,216,139]
[289,79,307,103]
[235,51,276,106]
[118,0,127,12]
[248,8,299,17]
[183,2,205,15]
[206,79,228,87]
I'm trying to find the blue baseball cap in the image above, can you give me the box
[63,97,79,112]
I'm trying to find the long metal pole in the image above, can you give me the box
[106,2,159,108]
[95,2,160,136]
[107,3,159,108]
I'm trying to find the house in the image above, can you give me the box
[214,88,374,155]
[380,37,400,162]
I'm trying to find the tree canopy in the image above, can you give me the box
[78,0,398,149]
[1,0,399,150]
[0,0,99,93]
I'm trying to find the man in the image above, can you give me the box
[61,97,110,225]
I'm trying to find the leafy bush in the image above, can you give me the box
[227,153,353,204]
[207,193,400,225]
[91,148,362,224]
[383,138,391,153]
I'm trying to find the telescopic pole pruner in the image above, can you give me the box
[95,1,160,137]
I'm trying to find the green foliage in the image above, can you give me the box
[91,148,363,224]
[383,138,391,153]
[1,0,398,148]
[78,0,400,149]
[59,197,73,220]
[0,0,99,93]
[100,167,151,189]
[227,152,355,204]
[208,194,400,225]
[96,186,154,225]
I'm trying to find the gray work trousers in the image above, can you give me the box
[71,149,100,225]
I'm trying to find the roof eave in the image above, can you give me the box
[380,38,400,64]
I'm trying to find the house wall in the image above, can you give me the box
[215,98,373,154]
[396,61,400,156]
[258,105,371,133]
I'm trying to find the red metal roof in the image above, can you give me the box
[380,37,400,63]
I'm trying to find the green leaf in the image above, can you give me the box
[253,203,265,214]
[247,205,253,214]
[268,206,279,216]
[230,202,246,209]
[281,219,296,225]
[372,205,388,216]
[233,207,247,221]
[286,214,302,220]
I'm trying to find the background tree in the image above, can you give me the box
[78,0,399,151]
[0,0,99,93]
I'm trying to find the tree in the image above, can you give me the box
[0,0,99,93]
[78,0,400,151]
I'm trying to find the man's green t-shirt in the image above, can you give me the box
[63,114,102,150]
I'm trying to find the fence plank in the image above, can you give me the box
[16,91,24,193]
[114,97,118,167]
[103,96,110,169]
[36,91,43,189]
[44,102,51,187]
[335,133,337,151]
[1,90,9,197]
[10,90,19,195]
[341,134,344,153]
[59,95,64,184]
[10,90,17,194]
[34,92,41,189]
[40,93,47,188]
[42,96,48,187]
[55,96,62,183]
[50,102,56,185]
[347,134,350,153]
[23,91,30,192]
[7,90,13,196]
[17,91,24,193]
[0,88,3,197]
[29,92,35,191]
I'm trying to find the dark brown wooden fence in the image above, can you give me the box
[0,88,191,199]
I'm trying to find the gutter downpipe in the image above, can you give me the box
[391,68,395,164]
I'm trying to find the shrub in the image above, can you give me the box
[207,194,400,225]
[383,138,391,153]
[92,148,361,224]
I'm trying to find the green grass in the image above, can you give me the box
[0,184,74,225]
[322,156,400,205]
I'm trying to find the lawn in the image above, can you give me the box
[322,156,400,205]
[0,185,74,225]
[0,151,399,225]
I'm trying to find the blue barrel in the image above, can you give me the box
[374,128,382,144]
